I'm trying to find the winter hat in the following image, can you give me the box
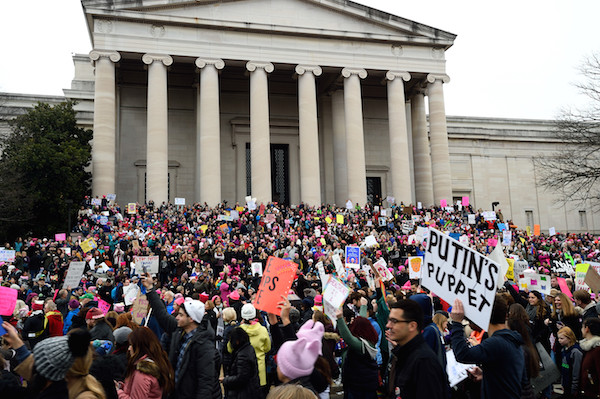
[113,326,133,346]
[175,296,185,306]
[313,295,323,306]
[276,320,324,380]
[183,298,205,323]
[241,303,257,320]
[228,291,240,301]
[85,307,104,320]
[199,292,210,303]
[80,293,94,300]
[33,329,91,381]
[32,300,44,311]
[68,299,80,310]
[92,340,113,356]
[113,303,125,313]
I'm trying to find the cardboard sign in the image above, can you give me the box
[557,277,573,299]
[322,276,350,328]
[80,238,97,253]
[254,257,298,315]
[0,250,16,263]
[62,261,86,289]
[584,266,600,292]
[133,256,160,274]
[332,254,345,276]
[0,287,18,316]
[422,228,500,331]
[345,246,360,270]
[127,203,137,214]
[576,264,590,291]
[251,262,263,276]
[174,197,185,205]
[408,256,423,279]
[131,295,149,324]
[372,258,394,281]
[55,233,66,242]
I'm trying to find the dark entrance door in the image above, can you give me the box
[366,176,382,206]
[271,144,290,206]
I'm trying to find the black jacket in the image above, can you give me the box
[389,334,449,399]
[222,342,261,399]
[147,290,222,399]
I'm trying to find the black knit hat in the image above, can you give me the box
[33,329,90,381]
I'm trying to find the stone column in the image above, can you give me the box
[341,68,368,206]
[89,50,120,197]
[142,54,173,205]
[331,90,347,205]
[411,90,434,206]
[385,71,412,205]
[246,61,274,204]
[195,58,225,206]
[427,74,453,205]
[296,65,322,207]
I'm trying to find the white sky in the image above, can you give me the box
[1,0,599,119]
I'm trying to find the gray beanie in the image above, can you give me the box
[113,326,133,346]
[33,329,90,381]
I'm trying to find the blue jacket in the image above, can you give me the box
[450,322,525,399]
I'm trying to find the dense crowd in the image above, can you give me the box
[1,199,600,399]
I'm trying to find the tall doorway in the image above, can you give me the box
[271,144,290,206]
[366,176,382,206]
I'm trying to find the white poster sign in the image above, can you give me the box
[549,227,556,236]
[251,262,263,276]
[468,214,476,224]
[123,283,141,306]
[422,228,500,331]
[174,197,185,205]
[446,349,475,388]
[0,250,16,263]
[502,230,512,246]
[363,235,378,248]
[323,276,350,328]
[332,254,345,276]
[482,211,497,221]
[133,256,160,274]
[62,261,86,289]
[373,258,394,281]
[408,256,424,279]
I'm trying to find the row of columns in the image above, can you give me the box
[90,50,452,207]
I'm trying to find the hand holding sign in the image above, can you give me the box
[450,299,465,323]
[254,257,298,315]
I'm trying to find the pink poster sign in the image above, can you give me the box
[557,277,573,299]
[0,286,18,316]
[440,199,447,207]
[97,298,111,314]
[487,238,498,247]
[55,233,66,241]
[462,196,469,207]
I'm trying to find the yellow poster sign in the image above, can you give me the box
[336,214,344,224]
[80,238,97,253]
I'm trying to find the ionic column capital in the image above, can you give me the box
[195,58,225,70]
[142,53,173,67]
[385,71,411,82]
[426,73,450,84]
[341,68,367,79]
[89,50,121,63]
[246,61,274,73]
[295,65,322,77]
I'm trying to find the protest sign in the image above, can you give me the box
[462,196,470,207]
[482,211,496,221]
[131,295,149,324]
[363,235,378,248]
[468,214,476,224]
[418,202,423,209]
[0,286,18,316]
[174,197,185,205]
[415,226,429,243]
[506,258,515,280]
[251,262,263,276]
[513,260,529,277]
[80,238,97,253]
[55,233,66,242]
[97,298,111,314]
[336,214,344,224]
[254,257,298,315]
[534,224,541,236]
[62,261,85,289]
[446,349,474,388]
[91,198,101,206]
[133,256,160,274]
[408,256,423,279]
[322,276,350,328]
[549,227,556,236]
[325,216,333,224]
[381,209,387,217]
[488,243,509,289]
[127,203,137,214]
[200,225,208,234]
[576,264,590,291]
[332,254,345,276]
[123,283,140,306]
[502,230,512,246]
[584,265,600,292]
[528,274,551,295]
[440,199,447,207]
[459,235,469,246]
[99,216,108,225]
[217,215,234,222]
[106,193,116,201]
[0,250,16,263]
[372,258,394,281]
[422,228,500,331]
[62,247,71,256]
[449,233,460,242]
[557,277,573,299]
[551,259,574,276]
[386,196,395,204]
[316,261,328,285]
[345,246,360,270]
[378,217,387,227]
[346,200,353,210]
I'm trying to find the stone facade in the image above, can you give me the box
[0,0,597,233]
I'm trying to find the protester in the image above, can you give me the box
[573,290,599,321]
[87,308,115,343]
[579,318,600,398]
[236,303,271,395]
[66,345,107,399]
[220,327,261,399]
[557,326,583,399]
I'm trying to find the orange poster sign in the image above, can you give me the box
[254,256,298,315]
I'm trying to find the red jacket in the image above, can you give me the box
[45,310,64,337]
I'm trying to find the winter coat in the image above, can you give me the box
[45,310,64,337]
[451,322,526,399]
[231,322,271,386]
[146,290,221,399]
[90,320,115,343]
[221,322,239,375]
[560,343,583,396]
[579,335,600,398]
[222,342,261,399]
[63,309,79,334]
[117,357,163,399]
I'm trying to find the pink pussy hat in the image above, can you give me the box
[276,320,324,380]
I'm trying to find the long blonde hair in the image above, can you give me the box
[552,293,578,318]
[65,347,106,399]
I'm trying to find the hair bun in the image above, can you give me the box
[68,328,91,357]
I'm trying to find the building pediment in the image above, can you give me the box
[82,0,455,47]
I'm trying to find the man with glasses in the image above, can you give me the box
[385,299,449,399]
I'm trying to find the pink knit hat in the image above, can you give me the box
[276,320,324,380]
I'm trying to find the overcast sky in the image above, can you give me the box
[1,0,599,119]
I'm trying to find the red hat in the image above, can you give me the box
[32,300,44,311]
[86,307,104,320]
[199,292,210,303]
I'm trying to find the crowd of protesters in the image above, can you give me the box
[1,198,600,399]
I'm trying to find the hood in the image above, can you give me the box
[137,358,161,379]
[408,293,432,324]
[580,336,600,352]
[494,328,524,347]
[241,322,264,337]
[323,332,340,342]
[361,337,378,360]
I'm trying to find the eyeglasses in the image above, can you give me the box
[388,318,413,325]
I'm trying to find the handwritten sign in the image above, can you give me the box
[251,262,263,276]
[254,257,298,315]
[97,298,111,314]
[316,261,328,285]
[533,224,541,236]
[372,258,394,281]
[482,211,496,221]
[462,196,470,207]
[422,228,500,331]
[123,283,140,306]
[131,295,149,324]
[332,254,345,276]
[408,256,423,279]
[80,238,97,253]
[345,246,360,270]
[336,214,344,224]
[0,250,16,263]
[322,276,350,328]
[0,287,18,316]
[133,256,159,274]
[576,264,590,291]
[55,233,66,242]
[62,261,86,289]
[502,230,512,246]
[174,197,185,205]
[549,227,556,236]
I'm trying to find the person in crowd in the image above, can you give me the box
[504,282,551,352]
[545,293,582,362]
[64,299,81,334]
[86,308,115,343]
[450,295,525,399]
[579,318,600,398]
[385,299,449,399]
[43,300,64,337]
[220,327,261,399]
[266,384,318,399]
[312,310,340,381]
[573,290,599,321]
[410,292,446,369]
[66,345,107,399]
[557,326,583,399]
[221,307,239,375]
[506,303,539,399]
[115,326,174,399]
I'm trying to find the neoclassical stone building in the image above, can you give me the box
[1,0,598,232]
